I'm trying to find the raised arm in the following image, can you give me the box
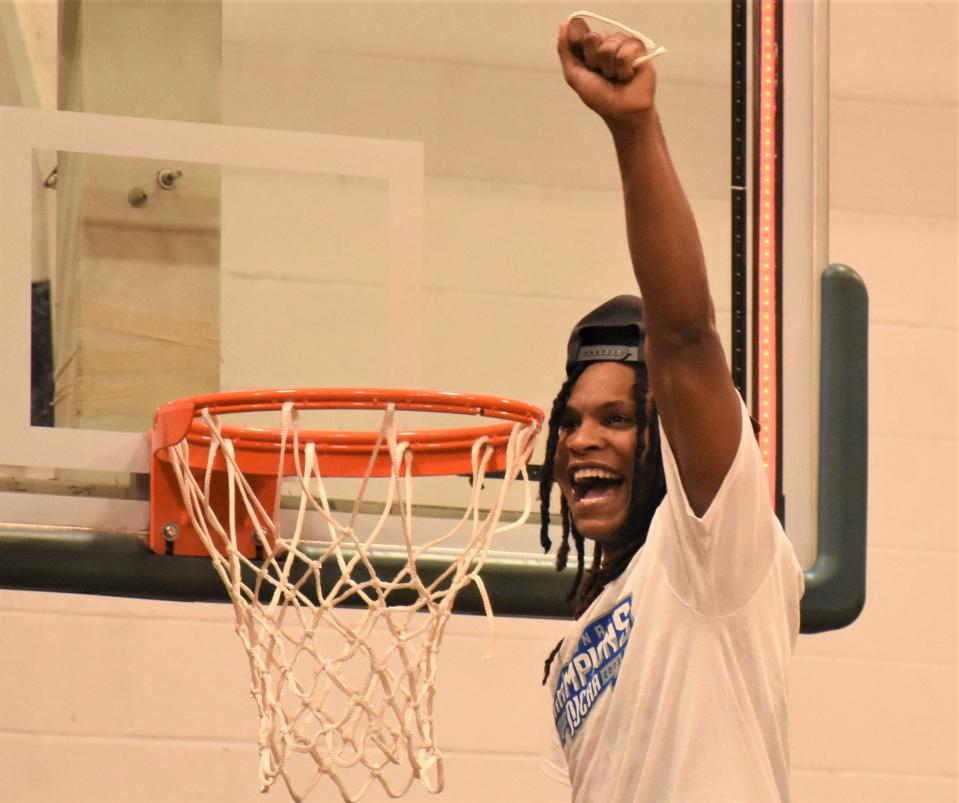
[558,17,743,517]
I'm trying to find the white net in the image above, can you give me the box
[165,402,539,802]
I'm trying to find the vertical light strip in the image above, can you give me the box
[730,0,748,399]
[757,0,779,505]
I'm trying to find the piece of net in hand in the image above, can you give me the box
[567,10,667,68]
[151,390,542,802]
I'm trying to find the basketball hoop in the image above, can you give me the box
[149,388,542,802]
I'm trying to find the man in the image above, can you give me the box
[539,15,804,802]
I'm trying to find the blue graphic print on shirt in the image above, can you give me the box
[552,595,634,747]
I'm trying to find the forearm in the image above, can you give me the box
[608,113,716,347]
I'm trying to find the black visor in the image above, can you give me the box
[565,295,646,376]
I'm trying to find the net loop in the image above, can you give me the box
[163,397,539,802]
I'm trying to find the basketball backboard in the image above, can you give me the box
[0,1,864,629]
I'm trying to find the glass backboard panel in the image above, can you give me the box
[1,2,739,556]
[0,1,851,593]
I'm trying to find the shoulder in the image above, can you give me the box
[658,398,765,529]
[654,401,793,613]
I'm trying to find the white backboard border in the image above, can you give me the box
[0,106,423,476]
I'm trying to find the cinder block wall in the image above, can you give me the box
[787,3,957,800]
[0,3,956,801]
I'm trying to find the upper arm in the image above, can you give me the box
[645,324,743,517]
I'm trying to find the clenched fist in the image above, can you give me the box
[557,14,663,126]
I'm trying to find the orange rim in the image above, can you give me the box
[151,388,544,478]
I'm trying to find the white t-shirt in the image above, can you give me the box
[542,400,804,802]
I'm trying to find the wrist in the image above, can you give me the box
[605,108,660,143]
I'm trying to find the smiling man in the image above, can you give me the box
[556,360,637,542]
[537,15,805,803]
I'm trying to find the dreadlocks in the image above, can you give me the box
[539,360,666,684]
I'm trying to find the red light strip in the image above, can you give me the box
[757,0,779,504]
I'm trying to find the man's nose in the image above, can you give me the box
[567,419,603,453]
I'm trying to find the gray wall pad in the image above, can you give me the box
[799,264,868,632]
[0,526,579,617]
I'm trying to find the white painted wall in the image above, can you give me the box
[0,2,956,801]
[787,2,957,798]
